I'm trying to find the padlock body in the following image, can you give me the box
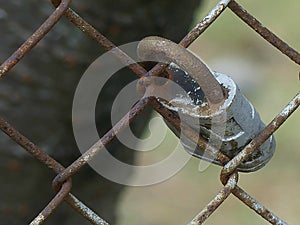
[162,70,275,172]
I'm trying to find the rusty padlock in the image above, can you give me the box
[137,36,276,172]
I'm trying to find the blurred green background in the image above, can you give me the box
[116,1,299,224]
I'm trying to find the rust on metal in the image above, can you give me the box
[0,116,64,173]
[232,186,288,225]
[137,36,225,105]
[229,1,300,65]
[180,0,232,48]
[0,116,109,224]
[52,97,150,189]
[144,0,232,78]
[50,2,146,78]
[188,172,238,225]
[0,0,72,78]
[30,179,72,225]
[221,92,300,177]
[65,194,109,225]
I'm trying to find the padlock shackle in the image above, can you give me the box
[137,36,225,107]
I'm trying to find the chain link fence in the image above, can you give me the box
[0,0,299,224]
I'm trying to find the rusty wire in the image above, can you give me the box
[0,0,299,224]
[0,0,72,78]
[221,92,300,178]
[29,179,72,225]
[188,172,238,225]
[182,92,300,225]
[0,116,109,225]
[228,1,300,65]
[232,186,288,225]
[52,97,150,190]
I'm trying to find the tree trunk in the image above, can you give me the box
[0,0,201,224]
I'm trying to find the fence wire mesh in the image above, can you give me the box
[0,0,299,224]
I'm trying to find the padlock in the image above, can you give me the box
[137,36,276,172]
[163,64,276,172]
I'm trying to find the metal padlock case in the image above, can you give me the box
[161,65,276,172]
